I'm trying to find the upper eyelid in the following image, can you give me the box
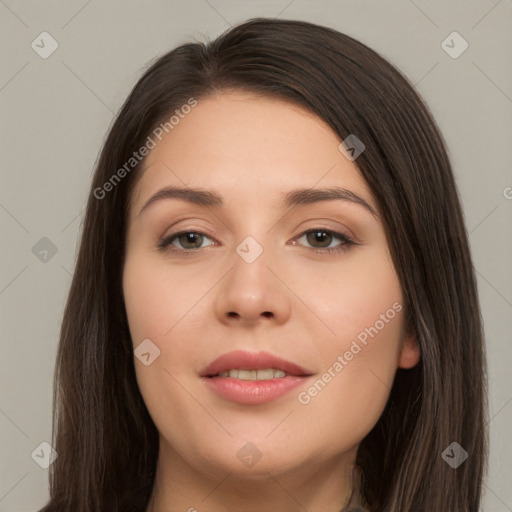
[165,227,351,239]
[162,217,355,237]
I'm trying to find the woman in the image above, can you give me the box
[39,17,487,512]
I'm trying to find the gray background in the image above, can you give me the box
[1,1,511,510]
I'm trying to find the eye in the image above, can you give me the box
[294,229,356,254]
[158,231,214,252]
[157,228,357,255]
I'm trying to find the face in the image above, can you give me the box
[122,91,419,482]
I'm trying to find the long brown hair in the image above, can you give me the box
[39,18,488,512]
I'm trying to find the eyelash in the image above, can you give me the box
[157,228,357,256]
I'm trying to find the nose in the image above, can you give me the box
[214,242,292,327]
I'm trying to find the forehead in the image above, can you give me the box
[129,91,372,218]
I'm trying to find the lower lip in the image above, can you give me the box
[202,376,310,405]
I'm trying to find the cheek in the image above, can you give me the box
[122,252,201,345]
[290,246,403,344]
[123,252,209,394]
[123,254,204,438]
[293,250,403,436]
[297,311,404,447]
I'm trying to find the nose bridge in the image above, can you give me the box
[215,231,292,324]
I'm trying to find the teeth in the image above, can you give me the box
[217,368,287,380]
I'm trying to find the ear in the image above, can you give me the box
[397,328,420,369]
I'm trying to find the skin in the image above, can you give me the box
[122,91,420,512]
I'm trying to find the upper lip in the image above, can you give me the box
[201,350,314,377]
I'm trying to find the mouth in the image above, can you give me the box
[209,368,292,380]
[200,350,314,405]
[200,349,314,379]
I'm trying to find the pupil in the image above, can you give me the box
[182,233,201,248]
[308,230,330,248]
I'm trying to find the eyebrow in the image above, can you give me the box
[137,185,378,218]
